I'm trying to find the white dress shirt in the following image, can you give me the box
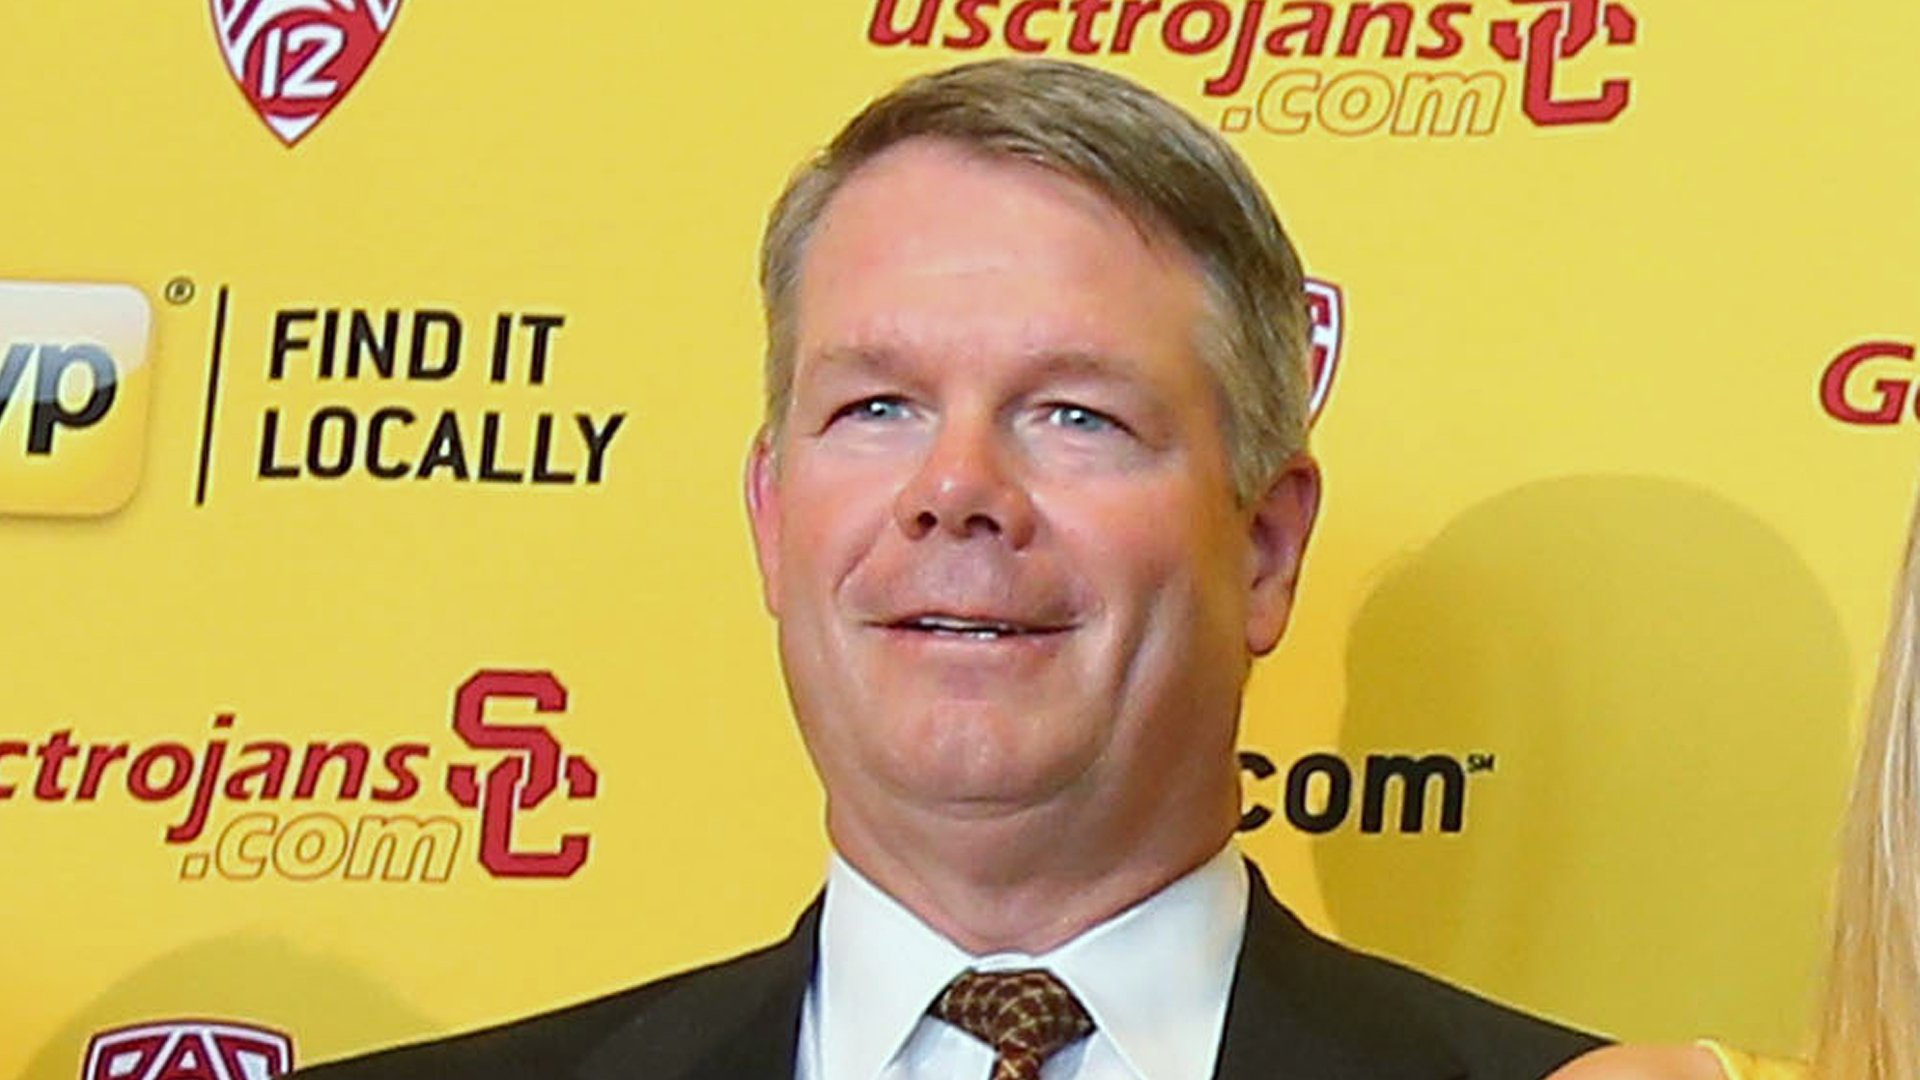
[794,843,1250,1080]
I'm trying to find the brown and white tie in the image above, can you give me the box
[929,968,1096,1080]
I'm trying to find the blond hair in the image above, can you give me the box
[758,58,1309,500]
[1815,494,1920,1080]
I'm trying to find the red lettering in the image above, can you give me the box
[1203,0,1266,94]
[1007,0,1061,50]
[1492,2,1637,126]
[224,741,291,799]
[449,672,568,804]
[34,729,78,799]
[1337,2,1412,56]
[474,756,590,878]
[165,715,233,844]
[868,0,942,44]
[1111,0,1161,50]
[374,742,431,801]
[1065,0,1113,51]
[1419,1,1471,58]
[129,743,194,801]
[76,742,129,799]
[945,0,998,46]
[445,670,599,879]
[294,741,370,798]
[1163,0,1231,53]
[1820,341,1916,425]
[1265,0,1331,55]
[0,740,26,797]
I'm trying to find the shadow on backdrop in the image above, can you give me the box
[1315,475,1852,1055]
[22,934,433,1080]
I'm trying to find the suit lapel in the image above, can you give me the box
[1213,863,1467,1080]
[579,900,819,1080]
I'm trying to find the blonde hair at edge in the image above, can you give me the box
[1815,493,1920,1080]
[757,58,1311,503]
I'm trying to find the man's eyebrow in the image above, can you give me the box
[807,345,896,371]
[808,344,1146,379]
[1022,348,1148,383]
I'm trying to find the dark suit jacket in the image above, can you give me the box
[297,865,1603,1079]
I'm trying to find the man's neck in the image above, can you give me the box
[825,787,1240,955]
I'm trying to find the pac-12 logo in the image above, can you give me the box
[0,282,154,517]
[209,0,404,146]
[83,1020,293,1080]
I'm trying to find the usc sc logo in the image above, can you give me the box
[0,282,154,516]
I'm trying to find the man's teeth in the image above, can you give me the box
[907,616,1024,637]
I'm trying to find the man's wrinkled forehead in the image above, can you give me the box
[793,141,1205,337]
[801,136,1195,292]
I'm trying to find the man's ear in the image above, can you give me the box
[744,429,783,615]
[1245,453,1321,656]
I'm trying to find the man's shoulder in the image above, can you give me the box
[1296,918,1601,1060]
[292,926,810,1080]
[1232,870,1604,1079]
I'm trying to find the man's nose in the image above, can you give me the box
[892,414,1037,547]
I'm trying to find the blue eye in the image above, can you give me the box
[837,396,912,423]
[1046,404,1117,433]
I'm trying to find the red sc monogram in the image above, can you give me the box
[445,670,600,878]
[1490,0,1639,126]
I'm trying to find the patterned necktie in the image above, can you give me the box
[929,968,1096,1080]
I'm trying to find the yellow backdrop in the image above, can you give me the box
[4,2,1917,1076]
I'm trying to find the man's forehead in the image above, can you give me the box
[824,137,1117,216]
[796,143,1205,333]
[800,137,1188,283]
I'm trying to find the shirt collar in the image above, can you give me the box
[816,844,1249,1080]
[816,855,976,1080]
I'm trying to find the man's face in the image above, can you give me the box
[747,138,1316,832]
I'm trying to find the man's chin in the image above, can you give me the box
[867,740,1103,819]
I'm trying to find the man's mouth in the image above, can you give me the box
[883,614,1071,641]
